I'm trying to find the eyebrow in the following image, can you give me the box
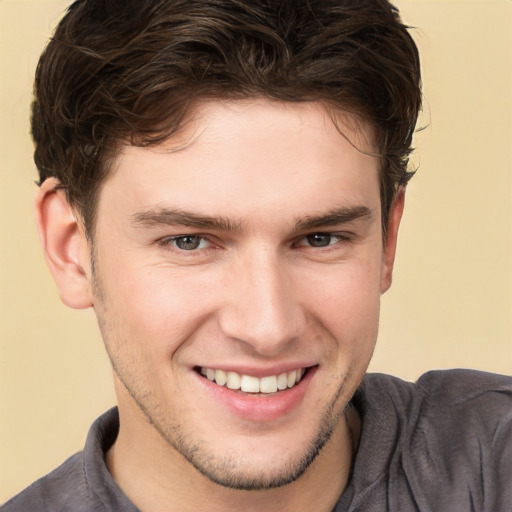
[295,206,373,231]
[132,208,242,231]
[131,205,373,232]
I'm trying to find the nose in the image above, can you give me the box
[218,248,306,356]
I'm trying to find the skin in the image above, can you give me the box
[36,99,404,512]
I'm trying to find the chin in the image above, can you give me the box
[160,400,344,491]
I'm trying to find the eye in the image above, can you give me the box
[305,233,334,247]
[165,235,210,251]
[300,233,345,248]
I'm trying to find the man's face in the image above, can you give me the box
[90,100,396,489]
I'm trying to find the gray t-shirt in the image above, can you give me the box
[3,370,512,511]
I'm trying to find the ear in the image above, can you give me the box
[35,178,93,309]
[380,188,405,293]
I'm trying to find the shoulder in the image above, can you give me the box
[413,370,512,510]
[361,368,512,421]
[399,370,512,510]
[415,367,512,401]
[350,370,512,511]
[412,369,512,455]
[407,369,512,452]
[1,452,87,511]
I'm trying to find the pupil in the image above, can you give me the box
[307,233,331,247]
[176,235,200,250]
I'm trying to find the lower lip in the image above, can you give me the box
[195,368,316,422]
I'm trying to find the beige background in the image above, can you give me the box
[1,0,511,502]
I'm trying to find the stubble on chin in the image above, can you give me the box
[119,369,355,492]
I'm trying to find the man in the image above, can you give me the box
[2,0,511,511]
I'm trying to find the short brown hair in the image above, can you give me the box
[32,0,421,237]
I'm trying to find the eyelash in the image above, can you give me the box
[159,232,352,253]
[160,235,213,252]
[294,232,351,249]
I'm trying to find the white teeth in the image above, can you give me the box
[226,371,241,390]
[287,370,297,388]
[241,375,260,393]
[277,373,288,390]
[260,375,278,393]
[200,367,306,394]
[215,369,227,386]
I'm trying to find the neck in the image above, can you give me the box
[107,403,358,512]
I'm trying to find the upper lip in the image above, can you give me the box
[194,363,316,378]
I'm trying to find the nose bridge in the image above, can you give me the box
[219,246,305,355]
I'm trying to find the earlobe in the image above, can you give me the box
[35,178,93,309]
[380,188,405,293]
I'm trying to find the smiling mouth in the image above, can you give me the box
[197,367,308,394]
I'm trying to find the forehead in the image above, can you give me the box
[100,100,380,227]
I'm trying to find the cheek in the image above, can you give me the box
[325,287,380,349]
[97,262,218,353]
[310,254,382,307]
[305,259,382,348]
